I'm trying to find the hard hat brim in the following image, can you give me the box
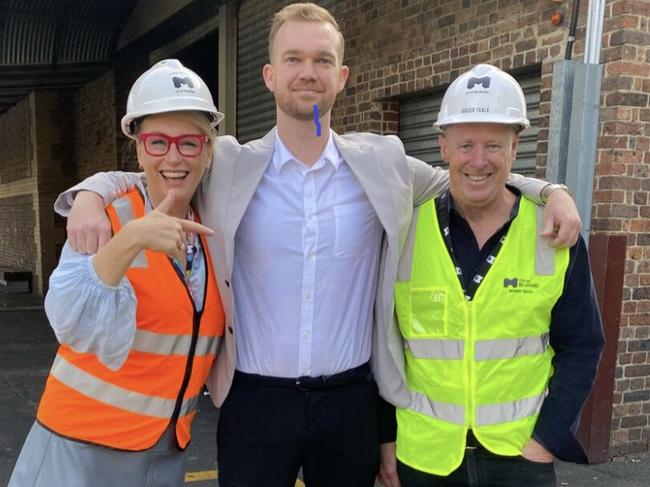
[121,106,224,139]
[434,113,529,132]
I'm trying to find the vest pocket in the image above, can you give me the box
[408,287,448,337]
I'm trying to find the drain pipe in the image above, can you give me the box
[564,0,580,60]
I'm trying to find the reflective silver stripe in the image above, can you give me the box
[132,330,222,357]
[179,394,199,417]
[475,391,547,426]
[112,196,148,268]
[535,206,555,275]
[113,196,135,226]
[405,339,464,359]
[51,354,198,418]
[409,390,465,424]
[407,390,547,426]
[474,333,549,360]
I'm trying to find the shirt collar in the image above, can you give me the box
[273,131,342,173]
[441,185,522,222]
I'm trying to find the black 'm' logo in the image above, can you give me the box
[467,76,491,89]
[503,277,518,288]
[172,76,194,89]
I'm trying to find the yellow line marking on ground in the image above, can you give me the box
[185,470,217,481]
[184,470,305,486]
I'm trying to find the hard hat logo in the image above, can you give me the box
[172,76,195,90]
[467,76,491,90]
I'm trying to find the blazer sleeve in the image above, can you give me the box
[54,171,142,216]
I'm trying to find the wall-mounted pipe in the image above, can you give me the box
[565,0,580,60]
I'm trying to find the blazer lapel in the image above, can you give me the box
[223,128,276,274]
[333,132,395,239]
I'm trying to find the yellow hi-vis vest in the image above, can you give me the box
[394,196,569,476]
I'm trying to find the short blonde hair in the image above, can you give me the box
[269,2,344,64]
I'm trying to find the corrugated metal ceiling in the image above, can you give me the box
[0,0,137,114]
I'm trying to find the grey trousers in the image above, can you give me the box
[9,422,186,487]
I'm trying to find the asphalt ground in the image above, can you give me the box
[1,298,648,486]
[0,306,223,487]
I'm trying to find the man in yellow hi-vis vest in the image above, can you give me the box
[378,64,604,487]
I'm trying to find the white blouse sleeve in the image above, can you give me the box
[44,241,137,371]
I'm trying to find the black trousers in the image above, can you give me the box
[216,364,380,487]
[397,447,556,487]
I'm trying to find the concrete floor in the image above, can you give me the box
[1,304,648,486]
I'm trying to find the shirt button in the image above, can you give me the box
[304,294,311,300]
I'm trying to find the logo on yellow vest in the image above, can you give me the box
[503,277,539,294]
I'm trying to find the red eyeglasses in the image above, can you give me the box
[138,133,208,157]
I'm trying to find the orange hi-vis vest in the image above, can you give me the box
[37,188,225,451]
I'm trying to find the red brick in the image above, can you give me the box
[598,136,629,150]
[612,0,650,16]
[610,30,650,48]
[625,365,650,377]
[605,92,649,107]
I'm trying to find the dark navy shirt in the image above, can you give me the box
[441,188,604,463]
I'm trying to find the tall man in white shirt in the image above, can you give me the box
[60,3,581,487]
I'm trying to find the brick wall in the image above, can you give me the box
[591,0,650,455]
[0,97,37,285]
[0,194,36,274]
[74,70,118,179]
[0,82,115,293]
[0,99,31,183]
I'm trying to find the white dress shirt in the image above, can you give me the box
[233,133,383,378]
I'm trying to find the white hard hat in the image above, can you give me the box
[434,64,529,131]
[121,59,224,139]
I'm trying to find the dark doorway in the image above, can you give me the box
[174,30,219,102]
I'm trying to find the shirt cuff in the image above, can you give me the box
[540,183,571,205]
[533,410,589,463]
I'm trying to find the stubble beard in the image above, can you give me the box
[278,91,335,122]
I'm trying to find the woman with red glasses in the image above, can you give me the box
[9,59,225,487]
